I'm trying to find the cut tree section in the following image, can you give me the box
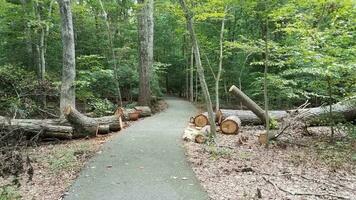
[220,115,241,135]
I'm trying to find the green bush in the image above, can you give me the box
[88,98,115,117]
[0,65,40,117]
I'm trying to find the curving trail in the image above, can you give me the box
[65,97,208,200]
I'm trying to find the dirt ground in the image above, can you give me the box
[184,125,356,200]
[0,132,118,200]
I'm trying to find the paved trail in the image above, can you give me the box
[65,98,208,200]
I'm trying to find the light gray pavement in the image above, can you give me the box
[64,97,208,200]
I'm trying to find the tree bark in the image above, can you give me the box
[134,106,152,117]
[64,106,124,137]
[189,46,194,102]
[229,85,268,124]
[137,0,154,106]
[221,115,241,135]
[58,0,76,117]
[219,109,287,125]
[263,17,270,145]
[215,8,226,112]
[0,116,73,139]
[179,0,216,138]
[218,99,355,125]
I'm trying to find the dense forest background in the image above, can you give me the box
[0,0,355,118]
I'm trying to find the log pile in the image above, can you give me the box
[0,106,152,139]
[188,85,355,138]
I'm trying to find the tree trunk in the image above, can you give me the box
[221,115,241,135]
[229,85,268,124]
[218,99,355,125]
[219,109,287,125]
[189,46,194,102]
[137,0,154,106]
[0,116,73,139]
[179,0,216,138]
[64,106,124,137]
[263,17,270,145]
[134,106,152,117]
[0,105,155,139]
[58,0,76,117]
[215,9,226,112]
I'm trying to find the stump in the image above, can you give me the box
[220,116,241,135]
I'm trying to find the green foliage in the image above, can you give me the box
[88,98,115,117]
[45,144,93,173]
[0,0,354,115]
[269,118,278,130]
[0,185,21,200]
[0,65,42,117]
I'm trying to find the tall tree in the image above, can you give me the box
[179,0,216,139]
[137,0,154,106]
[58,0,76,117]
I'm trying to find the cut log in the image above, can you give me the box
[229,85,269,124]
[194,113,209,127]
[193,110,224,127]
[258,131,268,145]
[183,127,207,144]
[221,116,241,135]
[64,106,123,137]
[134,106,152,117]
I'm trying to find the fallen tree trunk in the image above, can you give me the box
[64,106,124,137]
[295,101,356,124]
[134,106,152,117]
[0,106,126,139]
[220,110,288,125]
[229,85,269,124]
[0,116,73,139]
[220,115,241,134]
[219,101,355,126]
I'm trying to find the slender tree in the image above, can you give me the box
[215,8,226,112]
[263,15,270,146]
[98,0,123,107]
[58,0,76,117]
[189,46,194,102]
[137,0,154,106]
[179,0,216,139]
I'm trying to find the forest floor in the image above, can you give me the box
[185,125,356,200]
[0,100,168,200]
